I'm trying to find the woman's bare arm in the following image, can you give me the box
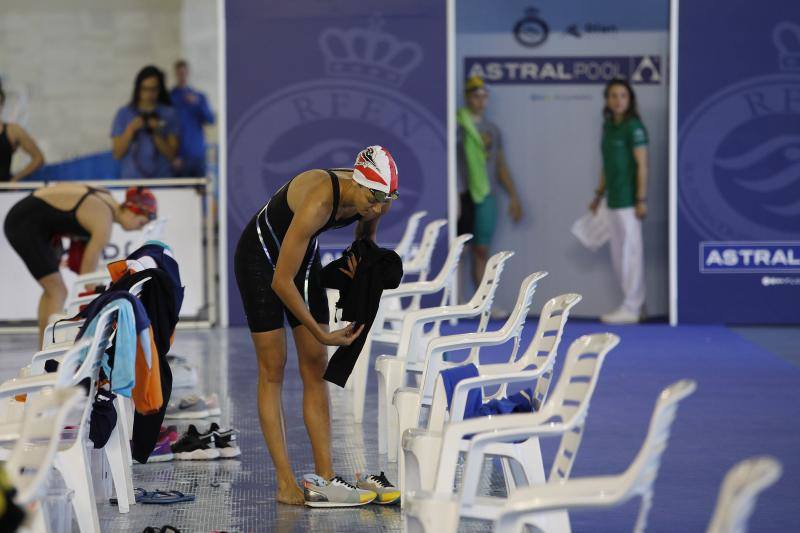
[9,124,44,182]
[272,193,362,345]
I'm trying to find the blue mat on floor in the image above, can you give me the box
[434,319,800,532]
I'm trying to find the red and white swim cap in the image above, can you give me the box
[353,146,398,195]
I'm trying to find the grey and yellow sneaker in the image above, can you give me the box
[302,474,376,507]
[356,471,401,505]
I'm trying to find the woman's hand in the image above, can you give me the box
[320,323,365,346]
[339,254,359,279]
[508,196,523,222]
[128,116,145,134]
[589,196,602,214]
[635,200,647,219]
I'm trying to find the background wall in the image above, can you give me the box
[456,0,669,318]
[0,0,218,170]
[675,0,800,323]
[225,0,449,326]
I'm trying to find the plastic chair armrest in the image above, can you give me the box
[0,374,59,399]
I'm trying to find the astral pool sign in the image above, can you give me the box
[464,56,662,85]
[676,3,800,323]
[700,242,800,273]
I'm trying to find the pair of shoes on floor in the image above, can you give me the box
[165,393,221,419]
[171,423,240,460]
[302,472,400,507]
[112,488,194,505]
[600,306,643,324]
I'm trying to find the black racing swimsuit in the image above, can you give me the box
[234,169,362,332]
[3,187,113,279]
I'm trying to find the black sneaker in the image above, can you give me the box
[204,423,241,458]
[171,424,220,460]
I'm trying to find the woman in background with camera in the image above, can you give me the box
[111,65,179,179]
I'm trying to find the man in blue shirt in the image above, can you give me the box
[111,65,179,179]
[170,60,215,177]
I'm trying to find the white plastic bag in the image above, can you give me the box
[571,202,610,252]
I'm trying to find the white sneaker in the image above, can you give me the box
[600,307,640,324]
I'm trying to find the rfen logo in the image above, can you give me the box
[700,242,800,273]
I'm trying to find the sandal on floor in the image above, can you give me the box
[110,487,148,505]
[142,526,181,533]
[139,490,196,504]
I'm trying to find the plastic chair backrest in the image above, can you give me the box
[129,276,152,297]
[432,234,473,307]
[622,379,697,532]
[7,387,86,504]
[394,211,427,262]
[513,293,582,407]
[476,271,547,364]
[53,339,93,389]
[542,333,619,483]
[464,251,515,360]
[405,219,447,280]
[706,456,782,533]
[74,307,117,385]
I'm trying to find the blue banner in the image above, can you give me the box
[676,0,800,323]
[225,2,448,326]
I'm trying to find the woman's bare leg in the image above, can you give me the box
[291,324,334,479]
[251,329,304,505]
[36,272,67,346]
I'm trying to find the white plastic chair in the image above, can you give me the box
[492,379,697,533]
[375,251,515,458]
[0,309,131,531]
[402,333,619,530]
[706,456,782,533]
[394,211,427,263]
[6,387,86,533]
[349,233,472,423]
[393,271,547,481]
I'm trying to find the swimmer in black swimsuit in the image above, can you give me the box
[234,145,399,505]
[3,183,157,342]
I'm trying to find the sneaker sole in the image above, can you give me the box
[218,447,241,458]
[174,449,220,460]
[165,410,210,419]
[207,407,222,416]
[304,499,374,508]
[148,452,174,462]
[374,492,401,505]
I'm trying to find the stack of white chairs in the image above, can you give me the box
[349,232,472,423]
[375,250,515,458]
[487,379,698,533]
[398,292,584,497]
[404,378,693,533]
[5,386,86,533]
[0,309,121,532]
[402,333,618,526]
[390,271,546,479]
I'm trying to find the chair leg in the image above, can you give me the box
[377,367,388,455]
[54,444,100,533]
[515,438,547,486]
[104,418,135,513]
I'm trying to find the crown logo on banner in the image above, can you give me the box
[319,17,423,86]
[773,21,800,72]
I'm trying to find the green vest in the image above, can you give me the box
[601,117,648,209]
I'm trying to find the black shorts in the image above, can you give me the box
[4,195,62,280]
[233,216,329,333]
